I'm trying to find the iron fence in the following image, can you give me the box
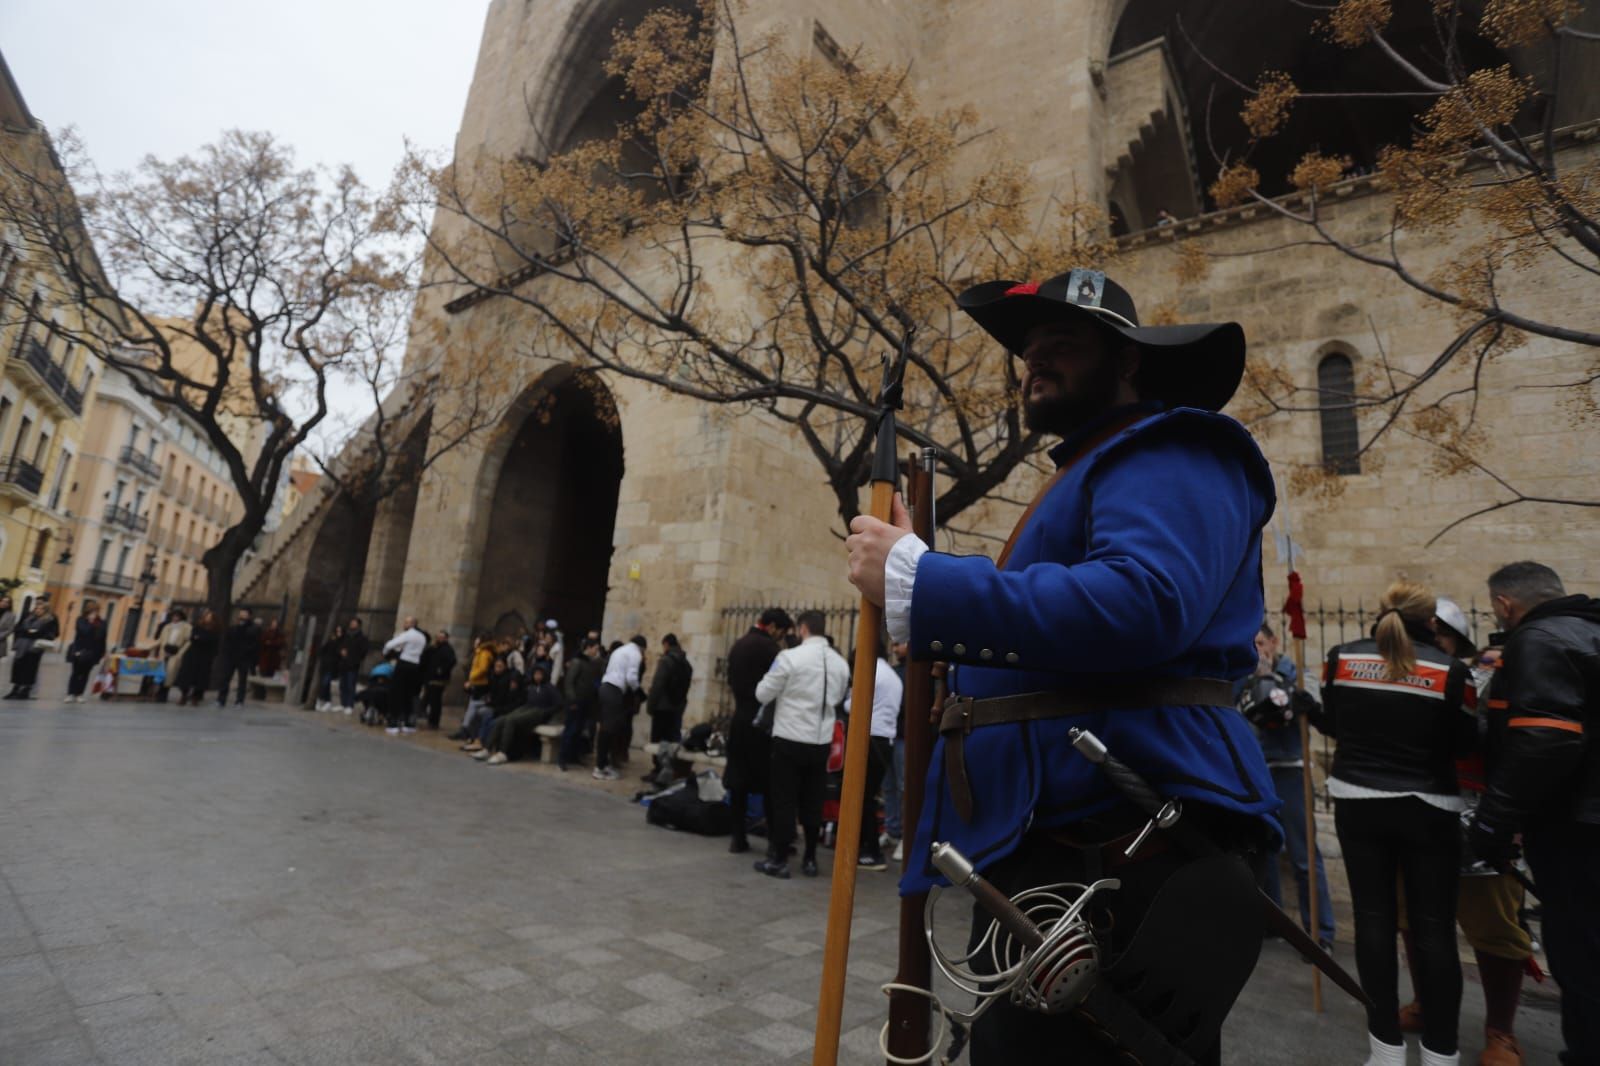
[712,600,864,725]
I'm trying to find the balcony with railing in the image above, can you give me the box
[104,503,150,533]
[86,568,135,593]
[0,456,44,499]
[18,338,85,417]
[119,446,163,480]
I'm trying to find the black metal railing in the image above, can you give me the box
[0,456,44,495]
[119,446,162,479]
[86,568,135,592]
[103,503,150,533]
[21,338,83,415]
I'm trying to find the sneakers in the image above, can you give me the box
[801,858,819,878]
[1398,1001,1424,1034]
[858,854,887,872]
[486,752,508,765]
[1419,1046,1460,1066]
[592,767,620,781]
[472,749,491,761]
[753,859,791,880]
[341,705,353,715]
[892,839,904,863]
[461,740,483,752]
[400,726,416,735]
[385,726,400,736]
[1362,1032,1407,1066]
[1479,1029,1523,1066]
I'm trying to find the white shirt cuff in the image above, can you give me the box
[884,532,926,645]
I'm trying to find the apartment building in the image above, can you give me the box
[0,56,97,609]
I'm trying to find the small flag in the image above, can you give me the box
[1284,571,1307,641]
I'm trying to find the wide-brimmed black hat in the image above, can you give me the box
[958,268,1245,412]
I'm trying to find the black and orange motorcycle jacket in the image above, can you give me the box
[1476,595,1600,831]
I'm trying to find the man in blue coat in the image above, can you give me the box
[847,269,1281,1064]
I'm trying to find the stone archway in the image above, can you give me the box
[472,370,623,640]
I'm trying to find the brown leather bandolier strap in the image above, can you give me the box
[940,678,1236,824]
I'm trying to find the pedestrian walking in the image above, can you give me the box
[313,621,345,711]
[752,610,849,880]
[724,608,790,854]
[1316,578,1478,1066]
[257,618,286,677]
[1468,562,1600,1066]
[7,597,60,699]
[381,616,427,734]
[155,608,192,704]
[594,635,645,781]
[64,601,108,703]
[216,608,261,707]
[646,633,692,744]
[177,609,219,706]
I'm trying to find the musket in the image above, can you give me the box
[813,337,911,1066]
[885,447,936,1063]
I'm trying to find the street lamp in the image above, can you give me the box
[120,552,159,649]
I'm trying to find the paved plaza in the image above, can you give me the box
[0,697,1564,1065]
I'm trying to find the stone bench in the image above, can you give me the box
[535,724,563,764]
[247,675,288,702]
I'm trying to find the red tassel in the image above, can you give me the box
[1284,570,1307,640]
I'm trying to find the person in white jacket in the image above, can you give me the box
[753,610,850,879]
[843,646,903,871]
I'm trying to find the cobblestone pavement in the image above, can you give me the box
[0,697,1563,1065]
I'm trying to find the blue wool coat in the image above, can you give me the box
[901,404,1283,894]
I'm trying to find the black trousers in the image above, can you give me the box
[967,813,1263,1066]
[649,707,684,744]
[389,662,421,727]
[67,658,97,697]
[1523,821,1600,1065]
[766,736,829,861]
[559,698,596,766]
[219,659,249,704]
[1335,796,1462,1054]
[11,650,43,687]
[858,736,893,861]
[596,684,626,770]
[422,681,445,729]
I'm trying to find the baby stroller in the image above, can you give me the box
[356,660,395,726]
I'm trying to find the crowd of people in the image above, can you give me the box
[1230,562,1598,1066]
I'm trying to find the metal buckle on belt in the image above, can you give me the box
[952,696,974,734]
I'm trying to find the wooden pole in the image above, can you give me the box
[1293,634,1324,1013]
[813,477,895,1066]
[886,450,935,1063]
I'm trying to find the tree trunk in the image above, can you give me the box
[201,516,265,690]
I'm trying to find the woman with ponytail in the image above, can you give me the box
[1316,578,1479,1066]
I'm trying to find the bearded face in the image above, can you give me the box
[1020,321,1139,436]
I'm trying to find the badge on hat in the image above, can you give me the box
[1066,268,1105,310]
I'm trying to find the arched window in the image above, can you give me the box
[1317,353,1360,475]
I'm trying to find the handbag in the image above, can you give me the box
[164,643,181,656]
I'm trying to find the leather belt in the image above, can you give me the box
[939,678,1235,824]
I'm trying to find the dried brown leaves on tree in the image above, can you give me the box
[395,0,1112,525]
[0,130,497,613]
[1192,0,1600,538]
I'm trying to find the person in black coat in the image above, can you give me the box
[64,601,108,703]
[723,608,791,853]
[314,621,345,711]
[7,598,61,698]
[216,608,261,707]
[177,610,220,705]
[419,630,457,730]
[338,618,370,711]
[646,633,693,744]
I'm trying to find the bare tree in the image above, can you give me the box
[1185,0,1600,536]
[393,0,1112,527]
[0,128,477,617]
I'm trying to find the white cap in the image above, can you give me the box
[1434,598,1472,645]
[544,619,559,630]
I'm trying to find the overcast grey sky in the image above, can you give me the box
[2,0,487,187]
